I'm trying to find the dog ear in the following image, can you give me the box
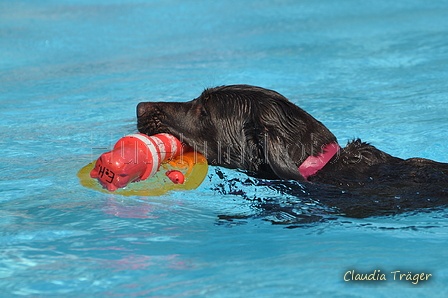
[262,133,306,182]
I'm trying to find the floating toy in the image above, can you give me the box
[77,133,208,196]
[90,133,183,191]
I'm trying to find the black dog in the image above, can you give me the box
[137,85,448,218]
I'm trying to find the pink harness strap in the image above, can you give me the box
[298,143,340,180]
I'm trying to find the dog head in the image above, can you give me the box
[137,85,337,180]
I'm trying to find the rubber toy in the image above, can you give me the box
[90,133,183,191]
[77,133,208,196]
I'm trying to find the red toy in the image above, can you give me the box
[90,133,184,191]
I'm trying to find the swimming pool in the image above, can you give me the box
[1,0,448,297]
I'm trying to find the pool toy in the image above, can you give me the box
[77,133,208,196]
[90,133,182,191]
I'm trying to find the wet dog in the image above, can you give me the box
[137,85,448,218]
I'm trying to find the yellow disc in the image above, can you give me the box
[77,152,208,196]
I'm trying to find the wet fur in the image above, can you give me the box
[137,85,448,218]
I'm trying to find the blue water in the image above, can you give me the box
[1,0,448,297]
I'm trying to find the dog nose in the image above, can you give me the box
[136,102,148,118]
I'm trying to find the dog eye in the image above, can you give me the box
[199,107,208,117]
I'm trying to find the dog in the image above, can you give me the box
[137,84,448,218]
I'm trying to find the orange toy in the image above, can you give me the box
[78,133,208,196]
